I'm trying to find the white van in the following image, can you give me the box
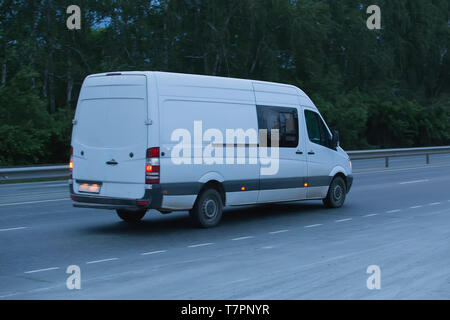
[69,71,353,227]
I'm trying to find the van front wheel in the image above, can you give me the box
[323,176,346,208]
[116,209,147,223]
[190,189,223,228]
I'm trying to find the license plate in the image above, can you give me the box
[78,183,101,194]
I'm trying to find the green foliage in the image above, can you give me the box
[0,0,448,165]
[317,91,371,150]
[0,70,51,165]
[0,70,72,165]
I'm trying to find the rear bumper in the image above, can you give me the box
[69,183,162,210]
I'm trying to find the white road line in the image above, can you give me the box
[188,243,214,248]
[410,205,423,209]
[429,202,441,206]
[231,236,254,241]
[227,278,251,285]
[0,292,20,298]
[0,226,27,232]
[261,246,274,249]
[141,250,167,256]
[363,213,378,217]
[269,229,289,234]
[304,224,322,228]
[86,258,119,264]
[399,179,429,185]
[0,198,69,207]
[386,209,401,213]
[335,218,352,223]
[0,191,67,199]
[40,183,68,188]
[24,267,59,274]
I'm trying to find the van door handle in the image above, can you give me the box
[296,150,303,155]
[308,151,315,155]
[106,160,118,165]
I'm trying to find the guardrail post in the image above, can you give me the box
[426,154,430,164]
[385,157,389,168]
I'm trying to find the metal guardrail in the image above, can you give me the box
[0,164,69,181]
[347,145,450,168]
[0,146,449,181]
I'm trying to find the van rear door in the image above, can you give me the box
[71,74,148,199]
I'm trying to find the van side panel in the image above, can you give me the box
[155,72,259,210]
[252,82,308,203]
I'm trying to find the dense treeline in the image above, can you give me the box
[0,0,449,165]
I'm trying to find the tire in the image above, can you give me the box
[189,189,223,228]
[323,176,346,208]
[116,209,147,223]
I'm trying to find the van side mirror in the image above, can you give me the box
[331,130,340,149]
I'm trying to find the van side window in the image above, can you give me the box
[304,110,331,148]
[257,106,299,148]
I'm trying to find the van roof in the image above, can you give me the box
[86,71,317,109]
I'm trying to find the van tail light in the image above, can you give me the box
[146,147,160,184]
[69,146,73,179]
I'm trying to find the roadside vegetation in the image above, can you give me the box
[0,0,448,166]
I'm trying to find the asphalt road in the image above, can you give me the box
[1,155,450,299]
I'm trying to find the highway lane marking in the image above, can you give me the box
[141,250,167,256]
[2,183,69,191]
[0,180,68,188]
[304,224,322,228]
[429,202,441,206]
[0,190,67,197]
[0,198,70,207]
[363,213,378,217]
[6,236,420,298]
[231,236,254,241]
[5,235,423,299]
[399,179,429,185]
[0,283,64,299]
[4,196,448,286]
[40,183,68,188]
[335,218,352,223]
[24,267,59,274]
[227,278,251,285]
[86,258,119,264]
[0,292,20,299]
[269,229,289,234]
[0,226,27,232]
[188,243,214,248]
[5,200,449,298]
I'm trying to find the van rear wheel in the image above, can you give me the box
[116,209,147,223]
[189,189,223,228]
[323,176,346,208]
